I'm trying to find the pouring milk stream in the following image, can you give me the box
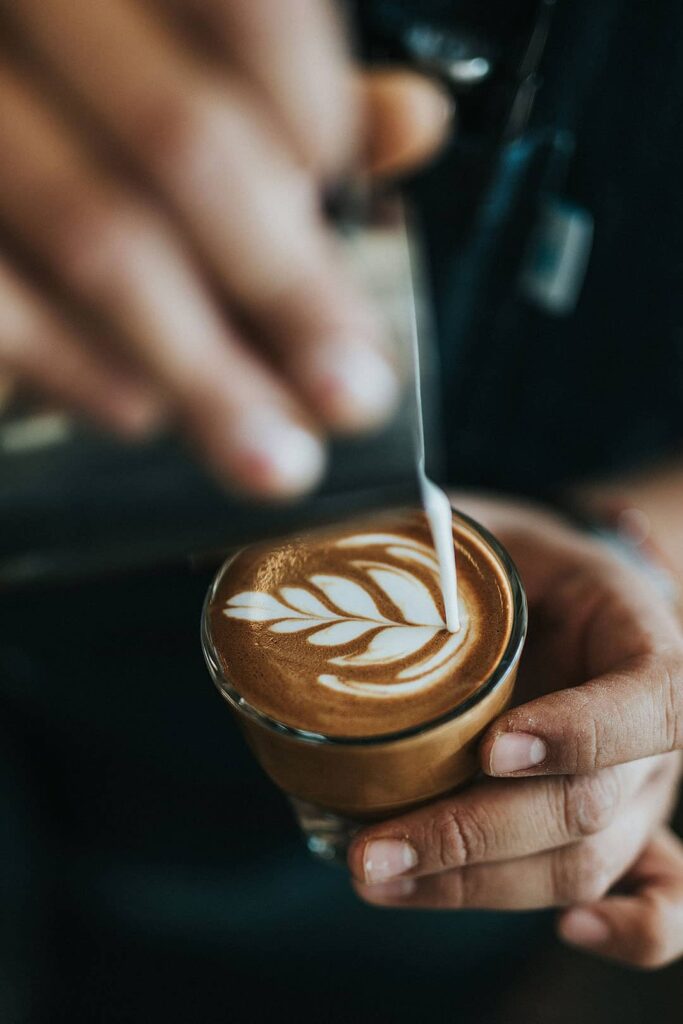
[408,271,460,635]
[337,186,460,634]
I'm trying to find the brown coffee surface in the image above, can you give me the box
[207,510,513,738]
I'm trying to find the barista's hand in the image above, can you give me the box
[349,497,683,969]
[0,0,451,495]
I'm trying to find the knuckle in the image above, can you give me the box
[547,692,603,774]
[128,88,206,176]
[661,649,683,751]
[129,86,250,196]
[557,842,613,905]
[52,197,156,300]
[573,710,603,774]
[128,83,318,215]
[561,771,621,838]
[429,806,488,870]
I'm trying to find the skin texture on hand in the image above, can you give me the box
[0,0,452,497]
[558,827,683,970]
[349,495,683,970]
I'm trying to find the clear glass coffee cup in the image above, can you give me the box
[201,508,527,864]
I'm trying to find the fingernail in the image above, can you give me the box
[559,909,611,948]
[489,733,547,775]
[313,346,400,431]
[233,411,326,495]
[364,839,418,884]
[357,878,417,902]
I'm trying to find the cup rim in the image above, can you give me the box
[201,507,528,748]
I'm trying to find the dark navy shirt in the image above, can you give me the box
[363,0,683,493]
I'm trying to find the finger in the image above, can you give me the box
[558,829,683,969]
[348,758,662,885]
[10,0,400,433]
[0,254,161,437]
[159,5,453,177]
[0,63,325,496]
[362,70,454,177]
[169,0,356,173]
[481,648,683,778]
[479,552,683,777]
[353,767,674,911]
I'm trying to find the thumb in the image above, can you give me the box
[557,829,683,969]
[361,69,455,177]
[479,652,683,778]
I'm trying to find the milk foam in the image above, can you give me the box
[224,531,471,700]
[420,478,460,633]
[209,510,514,737]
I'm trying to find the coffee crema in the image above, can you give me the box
[207,510,513,738]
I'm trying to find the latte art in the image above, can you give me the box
[224,533,471,699]
[208,510,513,737]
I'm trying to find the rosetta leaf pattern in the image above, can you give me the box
[223,533,468,691]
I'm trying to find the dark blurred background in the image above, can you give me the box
[2,1,683,1020]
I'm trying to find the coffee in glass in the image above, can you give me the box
[202,507,526,861]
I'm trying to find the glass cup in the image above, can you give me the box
[201,509,527,864]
